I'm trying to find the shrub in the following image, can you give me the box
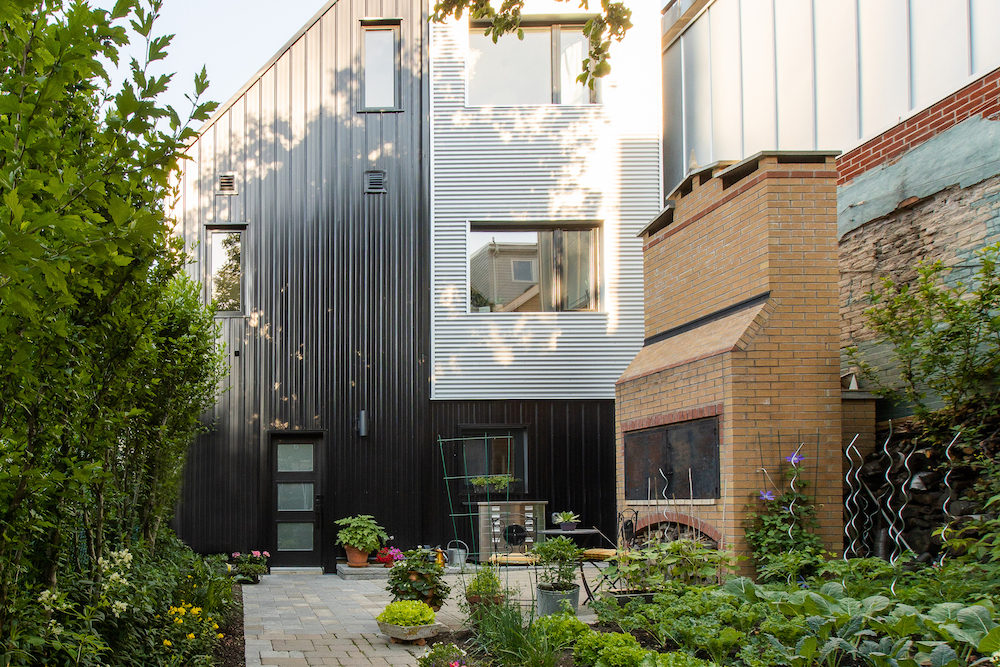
[574,631,640,667]
[377,600,436,626]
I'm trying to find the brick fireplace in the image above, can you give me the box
[616,152,844,557]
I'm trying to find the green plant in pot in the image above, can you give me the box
[387,548,452,610]
[464,564,507,607]
[334,514,389,567]
[376,600,439,644]
[553,511,580,531]
[532,536,583,616]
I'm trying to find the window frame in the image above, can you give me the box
[458,427,529,495]
[467,17,600,107]
[468,220,601,314]
[205,223,247,317]
[359,19,402,113]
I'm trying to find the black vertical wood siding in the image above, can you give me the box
[173,0,432,570]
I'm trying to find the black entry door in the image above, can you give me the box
[270,436,324,567]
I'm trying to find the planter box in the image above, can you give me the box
[377,621,440,645]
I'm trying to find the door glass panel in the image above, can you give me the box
[277,483,314,511]
[277,444,313,472]
[277,523,314,551]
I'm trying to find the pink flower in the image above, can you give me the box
[252,550,261,557]
[232,552,241,558]
[262,551,270,558]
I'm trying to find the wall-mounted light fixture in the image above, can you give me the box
[357,410,368,437]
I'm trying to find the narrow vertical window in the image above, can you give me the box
[210,229,242,312]
[362,22,400,110]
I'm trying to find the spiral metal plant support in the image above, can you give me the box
[786,442,806,541]
[879,422,908,563]
[938,432,962,565]
[843,434,862,560]
[896,441,918,555]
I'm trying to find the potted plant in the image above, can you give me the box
[334,514,389,567]
[376,600,439,645]
[387,547,452,610]
[376,546,404,568]
[464,564,506,607]
[553,511,580,531]
[532,536,583,616]
[468,474,518,493]
[230,550,270,584]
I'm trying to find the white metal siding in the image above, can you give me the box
[663,0,1000,193]
[430,5,661,400]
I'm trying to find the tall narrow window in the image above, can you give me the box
[209,229,242,313]
[362,22,400,111]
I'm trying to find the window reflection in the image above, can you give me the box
[468,228,597,312]
[210,231,241,312]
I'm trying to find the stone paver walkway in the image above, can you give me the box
[243,567,595,667]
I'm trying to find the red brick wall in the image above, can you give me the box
[838,67,1000,185]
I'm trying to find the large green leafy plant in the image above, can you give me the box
[0,0,223,661]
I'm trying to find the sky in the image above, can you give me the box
[95,0,325,125]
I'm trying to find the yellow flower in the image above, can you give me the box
[217,633,224,639]
[212,623,219,629]
[175,617,183,624]
[192,607,201,615]
[187,633,195,640]
[163,640,172,647]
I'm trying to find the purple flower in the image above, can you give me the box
[759,490,775,501]
[785,451,805,466]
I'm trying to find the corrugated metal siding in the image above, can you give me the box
[429,7,661,401]
[662,0,1000,194]
[173,0,431,563]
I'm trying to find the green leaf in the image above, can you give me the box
[979,627,1000,654]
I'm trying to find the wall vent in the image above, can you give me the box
[216,172,238,195]
[364,170,387,194]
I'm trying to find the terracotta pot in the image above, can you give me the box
[344,545,371,567]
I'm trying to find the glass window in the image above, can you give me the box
[277,483,314,511]
[209,230,242,312]
[469,227,598,312]
[467,23,598,106]
[277,444,314,472]
[277,523,314,551]
[363,25,397,110]
[559,27,591,106]
[461,429,528,494]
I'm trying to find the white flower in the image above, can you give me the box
[112,600,128,617]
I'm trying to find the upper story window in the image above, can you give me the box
[467,21,599,106]
[207,227,244,314]
[469,223,599,313]
[361,20,401,111]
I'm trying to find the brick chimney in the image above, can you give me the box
[616,152,843,559]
